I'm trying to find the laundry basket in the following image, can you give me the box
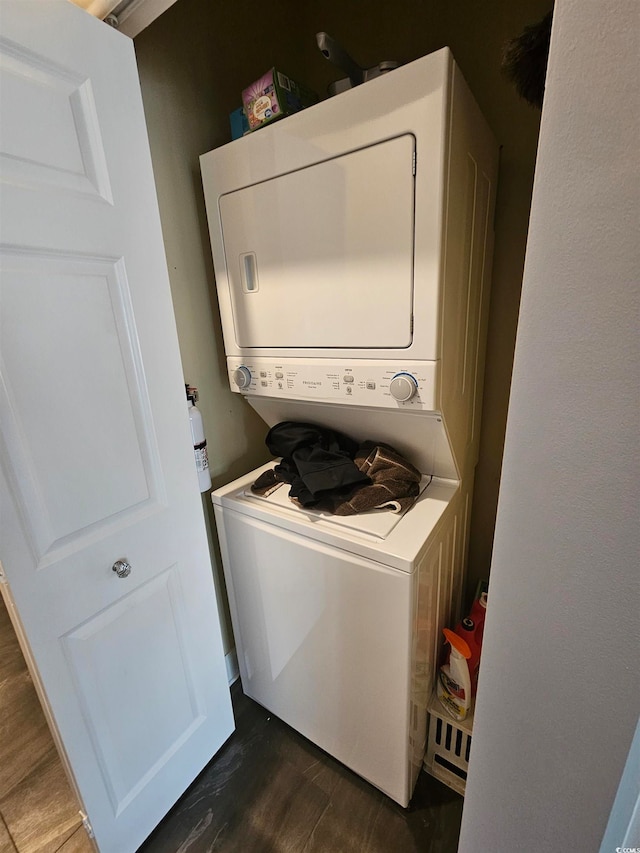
[423,691,474,795]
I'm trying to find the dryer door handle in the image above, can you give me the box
[240,252,259,293]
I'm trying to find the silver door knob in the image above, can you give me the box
[112,559,132,578]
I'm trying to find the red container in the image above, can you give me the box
[455,593,487,696]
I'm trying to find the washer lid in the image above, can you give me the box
[213,462,458,572]
[241,474,432,541]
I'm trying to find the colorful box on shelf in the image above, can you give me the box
[229,107,250,140]
[242,68,318,131]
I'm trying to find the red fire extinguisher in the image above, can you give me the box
[186,384,212,492]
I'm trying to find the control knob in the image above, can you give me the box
[232,366,252,389]
[389,372,418,402]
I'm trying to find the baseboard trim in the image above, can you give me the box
[225,648,239,685]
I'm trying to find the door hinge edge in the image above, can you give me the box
[412,150,416,176]
[80,811,95,839]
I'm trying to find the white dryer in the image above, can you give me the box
[201,47,498,806]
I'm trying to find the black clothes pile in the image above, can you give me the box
[251,422,422,516]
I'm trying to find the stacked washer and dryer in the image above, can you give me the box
[200,48,498,807]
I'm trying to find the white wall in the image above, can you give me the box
[459,1,640,850]
[135,17,284,653]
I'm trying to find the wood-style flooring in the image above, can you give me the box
[0,596,92,853]
[138,683,463,853]
[1,591,462,852]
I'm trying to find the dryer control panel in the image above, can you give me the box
[226,357,438,411]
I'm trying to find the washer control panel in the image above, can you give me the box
[227,357,438,410]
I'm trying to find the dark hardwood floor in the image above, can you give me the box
[0,596,91,853]
[138,683,463,853]
[1,591,462,852]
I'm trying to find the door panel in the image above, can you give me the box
[0,251,159,558]
[219,134,416,349]
[0,4,233,852]
[62,568,206,816]
[0,36,112,199]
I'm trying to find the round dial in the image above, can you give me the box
[232,366,252,389]
[389,372,418,402]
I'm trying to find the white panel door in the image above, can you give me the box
[0,3,233,852]
[218,135,416,349]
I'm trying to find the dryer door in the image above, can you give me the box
[219,134,415,349]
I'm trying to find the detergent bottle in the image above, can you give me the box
[457,617,482,697]
[453,591,488,697]
[469,592,488,647]
[437,628,472,721]
[463,591,488,696]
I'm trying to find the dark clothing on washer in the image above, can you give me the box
[265,421,371,507]
[252,422,421,515]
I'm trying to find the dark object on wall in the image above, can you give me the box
[502,11,553,108]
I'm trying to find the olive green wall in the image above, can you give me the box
[135,0,550,650]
